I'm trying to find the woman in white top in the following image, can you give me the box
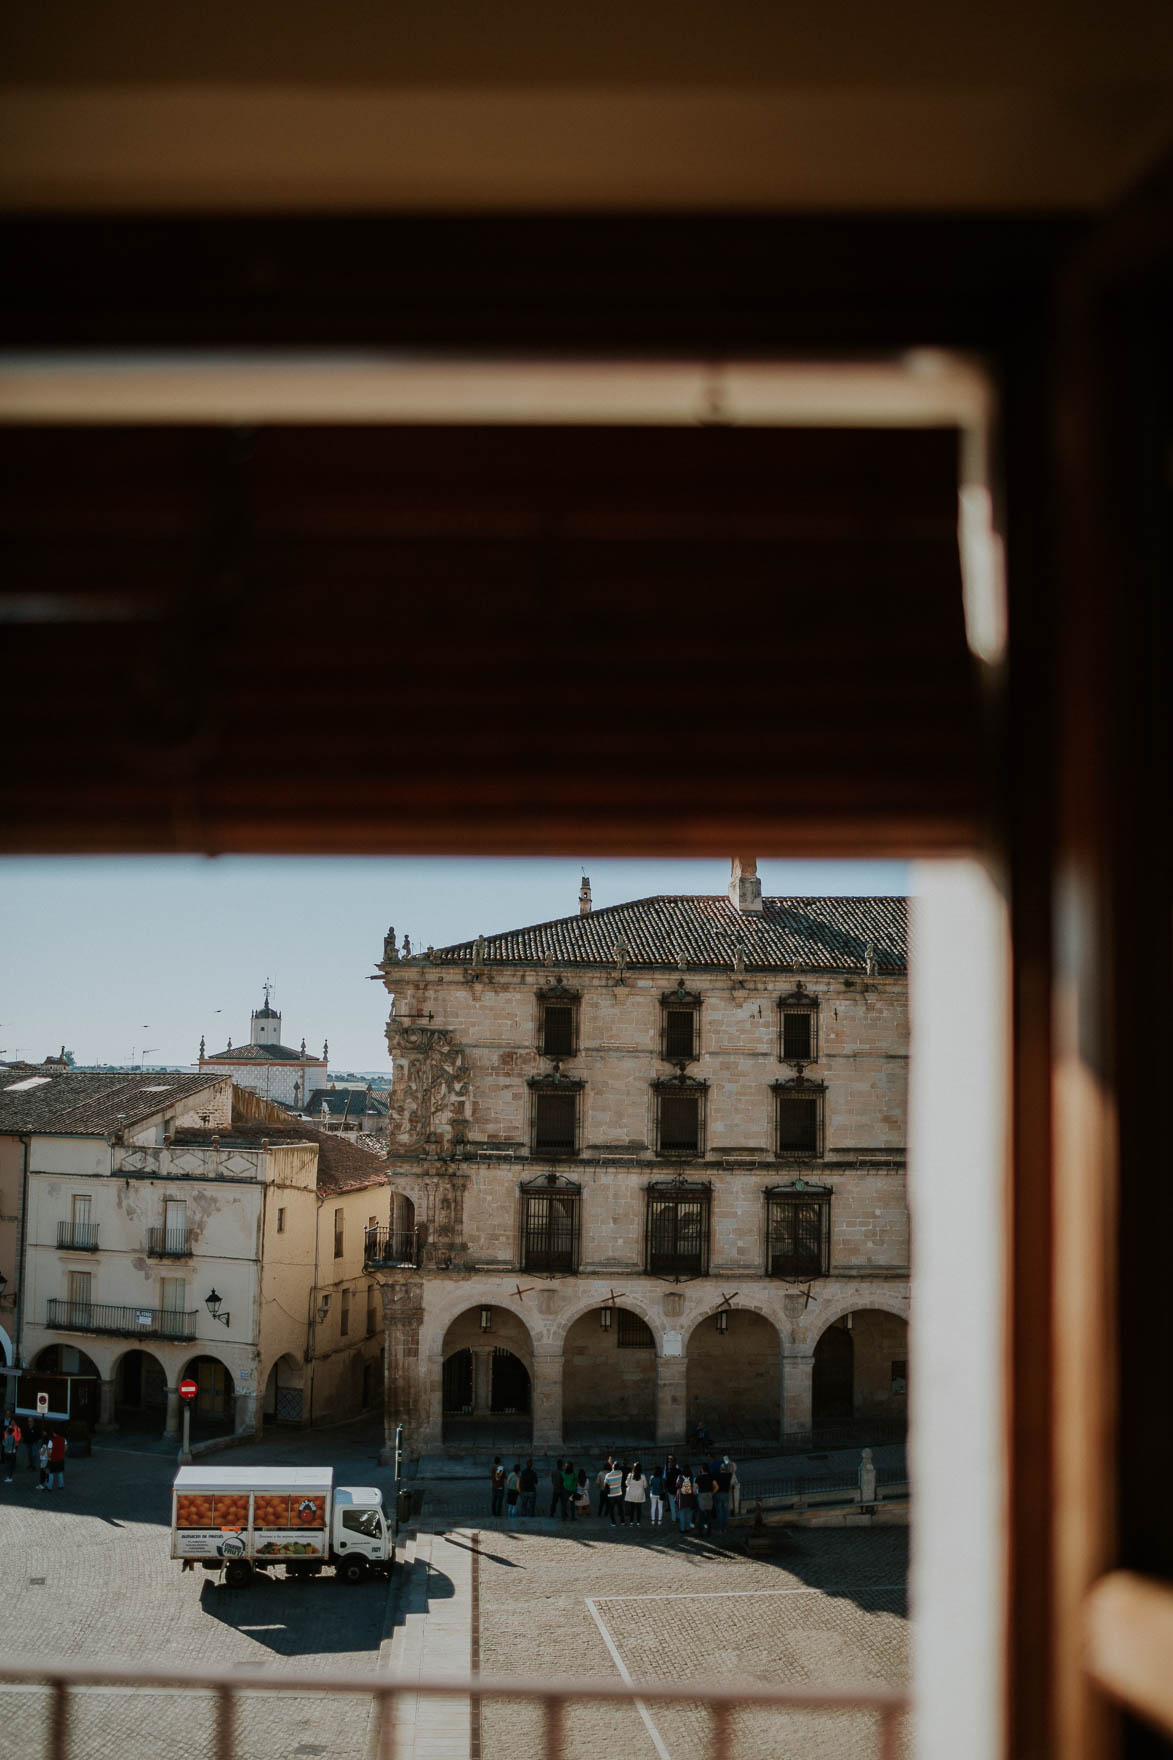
[624,1461,648,1526]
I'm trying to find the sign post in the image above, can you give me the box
[178,1377,198,1464]
[36,1392,49,1416]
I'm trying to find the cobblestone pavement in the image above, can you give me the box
[474,1520,909,1760]
[0,1422,397,1760]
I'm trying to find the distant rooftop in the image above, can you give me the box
[0,1070,227,1135]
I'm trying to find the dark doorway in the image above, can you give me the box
[442,1348,473,1413]
[490,1349,531,1415]
[813,1323,854,1425]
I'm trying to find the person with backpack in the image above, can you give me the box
[490,1457,505,1518]
[560,1459,577,1521]
[603,1457,625,1525]
[519,1458,538,1517]
[2,1413,20,1483]
[648,1465,664,1526]
[505,1463,521,1519]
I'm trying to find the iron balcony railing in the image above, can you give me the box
[0,1656,908,1760]
[146,1226,193,1257]
[55,1222,98,1252]
[363,1225,419,1269]
[45,1298,197,1340]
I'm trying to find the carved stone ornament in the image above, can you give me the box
[769,1073,827,1093]
[651,1070,709,1092]
[385,1019,472,1155]
[661,979,702,1007]
[536,977,581,1002]
[526,1062,585,1092]
[778,982,819,1009]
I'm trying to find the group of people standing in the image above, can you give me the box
[2,1412,67,1491]
[490,1451,739,1534]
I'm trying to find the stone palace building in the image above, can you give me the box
[368,861,909,1456]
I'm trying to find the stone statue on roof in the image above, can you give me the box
[383,925,399,963]
[472,934,487,967]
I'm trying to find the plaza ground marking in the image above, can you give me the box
[585,1596,673,1760]
[593,1584,906,1602]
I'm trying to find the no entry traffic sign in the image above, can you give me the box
[179,1379,198,1402]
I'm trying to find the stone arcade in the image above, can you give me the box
[368,863,909,1457]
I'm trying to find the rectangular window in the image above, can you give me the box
[663,1007,697,1060]
[160,1275,185,1311]
[656,1088,705,1156]
[766,1188,831,1277]
[366,1281,378,1335]
[775,1086,825,1156]
[521,1185,581,1272]
[782,1010,815,1062]
[277,1206,286,1233]
[164,1198,187,1256]
[340,1288,350,1336]
[71,1194,91,1228]
[533,1089,578,1156]
[62,1193,97,1250]
[66,1269,91,1324]
[645,1186,711,1277]
[616,1309,655,1349]
[541,1002,575,1058]
[334,1207,344,1258]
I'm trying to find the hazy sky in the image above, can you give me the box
[0,856,907,1072]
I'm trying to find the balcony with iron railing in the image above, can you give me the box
[363,1225,419,1270]
[46,1298,197,1340]
[56,1221,99,1252]
[146,1226,194,1258]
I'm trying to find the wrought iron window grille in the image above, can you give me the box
[765,1181,832,1277]
[771,1073,827,1157]
[644,1176,712,1279]
[527,1069,585,1157]
[778,982,821,1063]
[660,980,703,1063]
[652,1070,708,1157]
[519,1173,581,1273]
[536,979,581,1058]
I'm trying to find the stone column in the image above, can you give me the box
[234,1389,260,1437]
[655,1351,687,1447]
[95,1377,118,1433]
[782,1350,815,1440]
[531,1351,563,1451]
[472,1346,494,1416]
[163,1384,181,1441]
[379,1277,425,1464]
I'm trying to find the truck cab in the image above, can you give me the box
[331,1486,391,1581]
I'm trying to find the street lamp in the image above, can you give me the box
[204,1289,230,1327]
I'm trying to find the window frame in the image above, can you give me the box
[652,1071,709,1158]
[333,1207,345,1258]
[644,1176,712,1279]
[764,1180,832,1278]
[772,1074,827,1158]
[527,1069,585,1158]
[660,980,703,1063]
[778,982,820,1064]
[519,1173,582,1273]
[535,978,581,1059]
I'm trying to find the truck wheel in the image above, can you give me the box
[338,1557,368,1585]
[224,1559,253,1588]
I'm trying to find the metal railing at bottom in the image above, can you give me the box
[0,1656,908,1760]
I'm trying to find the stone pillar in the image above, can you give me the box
[163,1384,181,1440]
[95,1377,118,1433]
[782,1350,815,1440]
[531,1351,563,1451]
[472,1346,494,1417]
[656,1353,687,1446]
[234,1389,260,1437]
[379,1277,425,1464]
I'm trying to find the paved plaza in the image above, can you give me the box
[0,1421,908,1760]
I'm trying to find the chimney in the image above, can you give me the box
[729,856,763,914]
[579,874,592,915]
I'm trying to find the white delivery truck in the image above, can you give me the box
[171,1465,394,1587]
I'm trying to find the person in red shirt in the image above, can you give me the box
[47,1430,67,1491]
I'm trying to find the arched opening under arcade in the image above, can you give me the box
[29,1343,102,1431]
[181,1354,236,1434]
[441,1305,532,1447]
[686,1309,781,1447]
[812,1308,908,1438]
[113,1348,169,1433]
[562,1306,657,1450]
[263,1353,305,1426]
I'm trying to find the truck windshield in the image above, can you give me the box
[341,1508,382,1538]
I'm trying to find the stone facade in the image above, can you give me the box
[369,879,910,1455]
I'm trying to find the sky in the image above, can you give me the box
[0,856,907,1073]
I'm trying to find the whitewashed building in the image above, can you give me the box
[198,988,328,1109]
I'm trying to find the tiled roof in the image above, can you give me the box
[201,1043,323,1064]
[306,1089,389,1118]
[180,1115,389,1195]
[0,1070,228,1135]
[426,896,907,974]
